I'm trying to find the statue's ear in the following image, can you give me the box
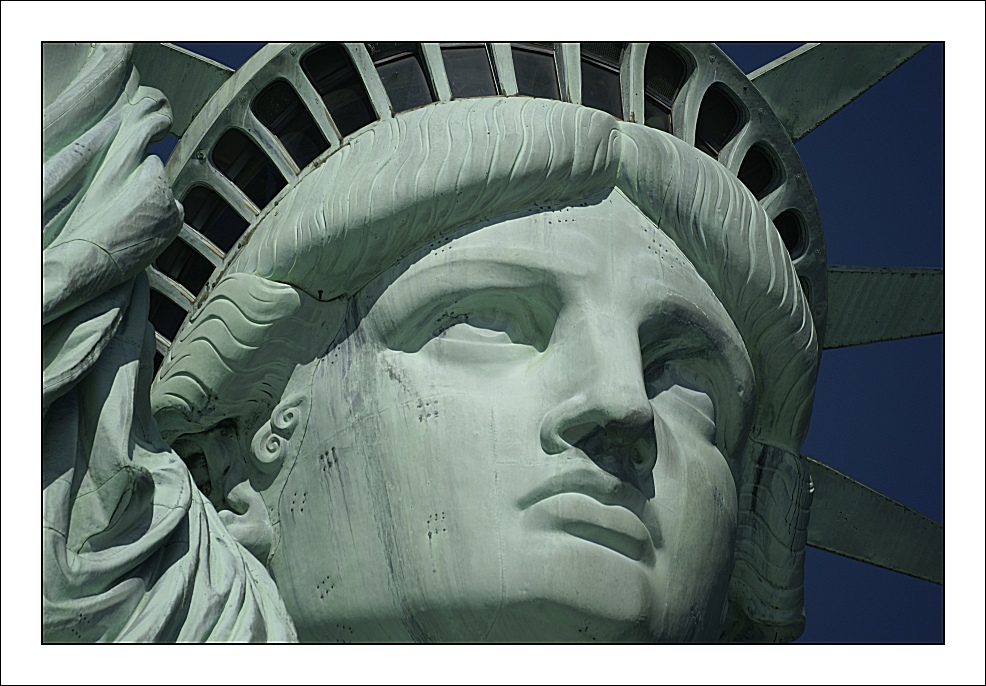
[174,392,309,564]
[218,468,276,564]
[249,392,309,476]
[228,392,310,561]
[175,423,277,564]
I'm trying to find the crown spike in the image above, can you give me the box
[824,266,943,349]
[806,456,943,585]
[132,43,232,138]
[750,43,927,142]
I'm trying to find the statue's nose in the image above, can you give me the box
[539,317,658,486]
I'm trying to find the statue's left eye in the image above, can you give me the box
[642,361,719,443]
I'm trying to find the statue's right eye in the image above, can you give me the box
[385,289,556,359]
[419,295,553,362]
[431,308,539,346]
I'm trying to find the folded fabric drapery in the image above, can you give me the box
[42,43,296,642]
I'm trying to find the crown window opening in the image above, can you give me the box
[154,237,215,296]
[695,83,745,159]
[580,42,626,118]
[211,128,287,209]
[643,99,671,134]
[643,43,688,133]
[301,44,377,139]
[511,43,561,100]
[367,42,436,114]
[441,43,498,99]
[181,186,250,254]
[738,144,783,201]
[148,289,188,343]
[253,80,330,170]
[773,209,807,260]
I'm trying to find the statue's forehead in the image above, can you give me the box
[363,189,720,316]
[396,187,647,246]
[458,189,661,246]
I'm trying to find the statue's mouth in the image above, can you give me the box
[529,492,656,561]
[517,466,663,561]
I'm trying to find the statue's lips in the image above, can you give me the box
[518,468,662,562]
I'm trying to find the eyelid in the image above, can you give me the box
[659,385,717,441]
[645,361,714,407]
[380,287,558,354]
[360,253,565,342]
[645,360,742,456]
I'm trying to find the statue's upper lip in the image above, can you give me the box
[517,465,663,556]
[518,466,648,513]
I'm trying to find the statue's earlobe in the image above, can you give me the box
[250,393,309,474]
[178,425,280,564]
[218,476,275,563]
[234,392,309,563]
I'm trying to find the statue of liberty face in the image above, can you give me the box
[265,189,756,642]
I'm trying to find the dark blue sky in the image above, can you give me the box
[162,42,945,644]
[722,43,944,645]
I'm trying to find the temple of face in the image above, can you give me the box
[42,42,943,643]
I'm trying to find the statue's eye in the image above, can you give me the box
[423,297,552,358]
[643,361,719,445]
[431,309,540,347]
[377,286,559,356]
[637,314,753,460]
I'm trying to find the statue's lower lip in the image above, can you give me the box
[529,492,654,562]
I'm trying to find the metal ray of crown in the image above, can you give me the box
[142,42,828,368]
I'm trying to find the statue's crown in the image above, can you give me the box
[145,43,827,370]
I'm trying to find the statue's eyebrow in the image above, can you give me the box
[394,246,581,293]
[432,243,593,279]
[637,292,740,357]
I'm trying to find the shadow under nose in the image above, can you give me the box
[572,420,657,494]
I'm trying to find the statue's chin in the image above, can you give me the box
[287,567,724,643]
[276,507,731,643]
[451,600,663,643]
[291,599,665,644]
[291,596,724,643]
